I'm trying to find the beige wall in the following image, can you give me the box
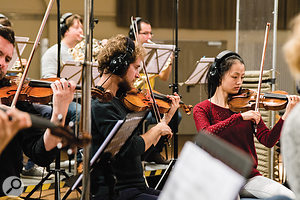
[1,0,293,135]
[1,0,241,78]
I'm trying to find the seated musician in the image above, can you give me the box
[192,50,300,199]
[0,25,76,196]
[129,17,180,164]
[90,34,180,200]
[281,13,300,200]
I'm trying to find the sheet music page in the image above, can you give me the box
[184,57,214,85]
[158,142,245,200]
[61,60,100,85]
[8,36,29,70]
[140,43,175,74]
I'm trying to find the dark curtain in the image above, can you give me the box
[117,0,236,30]
[116,0,300,30]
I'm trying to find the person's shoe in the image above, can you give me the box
[21,166,45,177]
[146,152,170,165]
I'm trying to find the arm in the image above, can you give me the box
[256,95,300,147]
[141,93,180,150]
[43,79,76,151]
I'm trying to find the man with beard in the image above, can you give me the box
[0,25,77,196]
[90,34,180,200]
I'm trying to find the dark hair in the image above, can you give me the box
[97,34,145,75]
[128,18,151,40]
[0,26,15,46]
[206,55,244,98]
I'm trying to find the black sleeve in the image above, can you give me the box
[20,127,57,167]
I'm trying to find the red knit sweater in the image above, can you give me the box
[193,99,283,178]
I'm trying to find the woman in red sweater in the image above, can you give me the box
[193,50,299,199]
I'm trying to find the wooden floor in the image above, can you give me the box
[21,187,81,200]
[18,134,196,199]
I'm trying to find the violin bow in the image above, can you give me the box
[10,0,55,108]
[255,23,271,112]
[130,16,162,123]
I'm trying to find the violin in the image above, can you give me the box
[28,78,114,102]
[0,106,91,148]
[0,76,55,105]
[228,88,288,113]
[123,89,193,115]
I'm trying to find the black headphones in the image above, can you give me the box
[209,50,241,78]
[128,17,142,40]
[60,13,73,36]
[108,37,135,76]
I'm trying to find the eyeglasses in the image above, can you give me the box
[139,32,154,36]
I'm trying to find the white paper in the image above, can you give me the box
[158,142,245,200]
[8,36,29,70]
[184,57,215,85]
[140,43,175,74]
[61,60,100,86]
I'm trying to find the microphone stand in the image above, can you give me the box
[169,0,179,159]
[80,0,93,199]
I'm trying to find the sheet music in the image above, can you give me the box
[140,43,175,74]
[183,57,214,85]
[8,36,30,70]
[60,60,100,86]
[158,142,245,200]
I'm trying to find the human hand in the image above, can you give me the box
[241,110,261,124]
[153,121,173,139]
[51,78,76,123]
[162,93,180,124]
[282,95,300,120]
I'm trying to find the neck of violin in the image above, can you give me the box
[153,92,184,104]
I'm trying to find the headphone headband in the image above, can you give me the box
[109,37,135,76]
[209,50,241,77]
[60,13,73,36]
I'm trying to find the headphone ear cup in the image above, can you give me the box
[109,55,129,76]
[60,13,73,36]
[209,63,218,77]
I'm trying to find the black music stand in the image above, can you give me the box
[62,110,149,200]
[158,131,253,200]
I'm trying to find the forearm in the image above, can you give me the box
[140,128,161,151]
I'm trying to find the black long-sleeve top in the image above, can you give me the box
[90,97,146,199]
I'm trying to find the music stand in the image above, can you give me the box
[62,110,149,200]
[60,60,100,87]
[140,43,175,74]
[7,36,30,73]
[158,131,253,200]
[179,57,214,86]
